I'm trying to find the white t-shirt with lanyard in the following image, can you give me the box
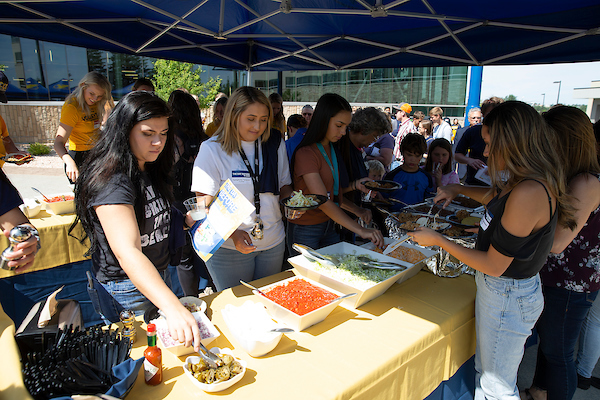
[191,137,291,251]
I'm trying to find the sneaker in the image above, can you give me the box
[591,376,600,390]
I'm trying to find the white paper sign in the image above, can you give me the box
[191,179,255,262]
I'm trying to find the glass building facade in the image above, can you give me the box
[0,34,467,116]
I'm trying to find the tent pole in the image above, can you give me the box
[246,68,252,86]
[464,66,482,120]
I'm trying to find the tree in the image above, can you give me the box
[503,94,518,101]
[152,59,222,108]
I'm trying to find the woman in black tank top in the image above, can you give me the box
[409,102,576,400]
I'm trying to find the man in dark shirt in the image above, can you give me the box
[454,97,503,185]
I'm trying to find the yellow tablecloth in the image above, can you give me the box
[0,210,90,279]
[0,303,33,400]
[125,270,476,400]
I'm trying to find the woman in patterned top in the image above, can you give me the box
[525,106,600,400]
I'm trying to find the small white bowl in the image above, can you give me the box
[19,198,42,218]
[221,301,284,357]
[183,348,247,392]
[179,296,207,313]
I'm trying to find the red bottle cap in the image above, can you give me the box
[147,323,156,332]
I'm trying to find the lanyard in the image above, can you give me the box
[316,143,339,197]
[239,140,260,215]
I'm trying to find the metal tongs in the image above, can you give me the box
[197,341,223,369]
[292,243,337,267]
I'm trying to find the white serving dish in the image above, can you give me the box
[19,198,42,218]
[253,276,345,331]
[184,348,246,392]
[40,192,75,215]
[179,296,207,313]
[289,241,432,308]
[221,300,284,357]
[153,312,220,356]
[360,238,437,284]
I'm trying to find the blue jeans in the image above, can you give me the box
[99,269,172,320]
[474,271,544,400]
[577,294,600,378]
[287,220,340,256]
[532,286,597,399]
[206,240,285,291]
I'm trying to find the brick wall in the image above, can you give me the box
[2,103,312,145]
[0,103,61,144]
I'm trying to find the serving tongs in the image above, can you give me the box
[292,243,337,267]
[294,243,405,271]
[197,341,223,369]
[375,206,400,223]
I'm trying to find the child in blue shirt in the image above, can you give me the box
[384,134,434,211]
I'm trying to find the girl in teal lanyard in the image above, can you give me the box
[287,93,384,254]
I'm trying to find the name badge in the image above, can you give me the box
[480,209,493,231]
[232,170,251,179]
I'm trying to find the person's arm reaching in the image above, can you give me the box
[95,203,201,352]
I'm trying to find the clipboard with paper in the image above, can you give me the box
[190,179,255,262]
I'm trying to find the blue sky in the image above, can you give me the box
[479,61,600,106]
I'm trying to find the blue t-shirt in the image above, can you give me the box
[383,167,434,211]
[0,175,22,217]
[286,128,307,163]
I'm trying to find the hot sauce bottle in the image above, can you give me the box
[144,323,162,385]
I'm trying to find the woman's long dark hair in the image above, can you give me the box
[290,93,351,177]
[168,89,207,142]
[71,91,173,254]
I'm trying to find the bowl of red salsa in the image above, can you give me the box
[40,193,75,215]
[252,276,345,331]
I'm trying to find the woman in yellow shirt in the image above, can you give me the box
[205,96,227,137]
[54,71,111,183]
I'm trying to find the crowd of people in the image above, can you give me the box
[1,72,599,400]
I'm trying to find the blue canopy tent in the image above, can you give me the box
[0,0,599,73]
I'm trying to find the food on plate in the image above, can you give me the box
[371,245,427,264]
[263,278,337,315]
[3,153,34,165]
[441,224,473,237]
[312,253,400,290]
[188,354,244,384]
[413,204,454,217]
[396,212,419,223]
[452,196,482,209]
[286,190,319,208]
[366,181,396,189]
[45,195,74,203]
[455,209,470,220]
[461,216,481,226]
[399,221,421,231]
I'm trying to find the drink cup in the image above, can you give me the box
[184,196,209,221]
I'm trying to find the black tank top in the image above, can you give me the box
[475,179,558,279]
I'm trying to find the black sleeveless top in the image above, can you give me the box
[475,179,558,279]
